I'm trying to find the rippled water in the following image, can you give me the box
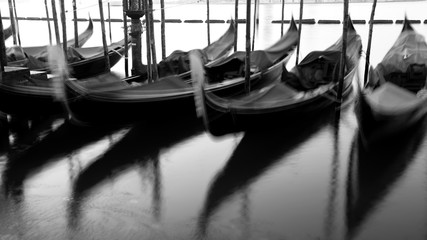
[1,1,427,240]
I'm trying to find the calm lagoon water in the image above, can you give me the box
[1,1,427,240]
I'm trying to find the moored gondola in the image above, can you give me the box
[5,18,94,70]
[194,19,362,136]
[355,17,427,147]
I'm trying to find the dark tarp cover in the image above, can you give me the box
[204,23,299,83]
[374,29,427,85]
[156,22,235,78]
[285,51,341,91]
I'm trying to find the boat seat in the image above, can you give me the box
[285,59,340,91]
[386,63,426,93]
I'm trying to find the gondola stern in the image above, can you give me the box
[402,15,414,32]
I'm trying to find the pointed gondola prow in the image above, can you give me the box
[347,16,356,33]
[190,49,210,130]
[402,15,414,32]
[289,15,298,32]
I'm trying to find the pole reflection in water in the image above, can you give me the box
[69,118,204,236]
[323,112,343,240]
[196,106,338,239]
[345,120,426,239]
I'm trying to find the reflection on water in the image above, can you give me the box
[69,118,204,233]
[346,121,426,240]
[197,107,338,239]
[2,119,124,199]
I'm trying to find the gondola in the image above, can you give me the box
[5,18,93,67]
[6,29,128,79]
[355,18,427,147]
[195,19,362,136]
[65,20,297,125]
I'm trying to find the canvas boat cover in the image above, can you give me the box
[374,27,427,83]
[157,22,235,78]
[204,21,299,82]
[6,38,126,70]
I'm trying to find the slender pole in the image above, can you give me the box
[108,2,112,44]
[148,0,158,81]
[123,0,129,77]
[364,0,377,85]
[51,0,61,45]
[44,0,53,45]
[251,0,259,51]
[206,0,211,45]
[160,0,166,59]
[0,11,7,72]
[234,0,239,52]
[244,0,252,93]
[7,0,17,45]
[280,0,285,36]
[144,0,152,82]
[337,1,349,102]
[295,0,303,65]
[59,0,67,56]
[99,0,111,72]
[73,0,78,47]
[12,0,21,45]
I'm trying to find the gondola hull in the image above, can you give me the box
[203,68,356,136]
[355,84,427,147]
[65,73,264,124]
[0,81,62,117]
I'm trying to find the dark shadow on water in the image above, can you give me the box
[68,118,205,229]
[345,121,426,239]
[196,107,339,239]
[1,118,124,200]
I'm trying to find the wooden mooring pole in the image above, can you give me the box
[244,0,251,93]
[337,0,349,103]
[7,0,17,45]
[108,2,112,44]
[281,0,285,36]
[122,0,129,77]
[59,0,67,55]
[295,0,304,65]
[51,0,61,45]
[0,10,7,72]
[160,0,166,59]
[73,0,79,47]
[44,0,53,45]
[148,0,158,81]
[251,0,259,51]
[206,0,211,45]
[143,0,152,82]
[234,0,238,51]
[12,0,21,45]
[364,0,377,84]
[98,0,111,72]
